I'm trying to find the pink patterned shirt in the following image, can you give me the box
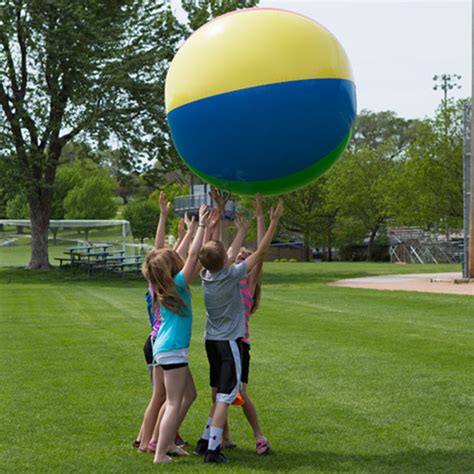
[148,281,162,338]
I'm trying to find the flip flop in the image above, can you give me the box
[132,439,140,449]
[153,455,173,464]
[222,440,237,449]
[256,437,271,456]
[167,446,190,457]
[147,441,157,453]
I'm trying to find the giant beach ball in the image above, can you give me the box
[165,8,357,195]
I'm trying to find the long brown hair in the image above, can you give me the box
[250,282,261,315]
[142,248,188,316]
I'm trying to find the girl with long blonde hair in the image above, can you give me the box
[135,193,196,455]
[144,203,211,464]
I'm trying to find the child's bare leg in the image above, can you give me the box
[176,368,196,430]
[150,401,166,446]
[222,419,231,444]
[139,366,165,451]
[154,366,188,463]
[166,368,196,452]
[241,383,264,440]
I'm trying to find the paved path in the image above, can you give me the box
[329,272,474,296]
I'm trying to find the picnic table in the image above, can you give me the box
[54,244,115,272]
[74,249,126,275]
[96,255,144,275]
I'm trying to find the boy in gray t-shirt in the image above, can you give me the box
[201,260,247,341]
[195,200,283,464]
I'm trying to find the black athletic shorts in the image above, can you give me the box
[206,339,243,404]
[241,342,250,384]
[143,335,154,365]
[161,362,188,371]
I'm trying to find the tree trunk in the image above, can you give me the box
[326,224,333,262]
[28,195,51,269]
[367,227,379,262]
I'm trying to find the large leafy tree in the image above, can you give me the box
[323,110,416,260]
[387,99,465,234]
[181,0,259,31]
[64,175,117,221]
[123,200,159,244]
[0,0,182,268]
[324,146,397,261]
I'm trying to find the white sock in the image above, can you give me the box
[208,426,223,451]
[201,416,213,441]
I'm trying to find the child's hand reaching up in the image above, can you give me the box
[209,186,229,212]
[199,204,211,226]
[269,199,284,222]
[235,213,249,230]
[184,212,196,231]
[159,191,171,218]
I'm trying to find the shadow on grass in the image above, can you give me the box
[0,266,145,287]
[225,447,474,472]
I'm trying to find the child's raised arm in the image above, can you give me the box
[227,213,249,264]
[245,200,283,273]
[209,186,229,242]
[206,207,221,243]
[154,191,170,249]
[181,204,211,284]
[173,218,185,251]
[175,212,196,259]
[249,193,265,293]
[256,193,265,246]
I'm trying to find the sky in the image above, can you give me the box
[170,0,471,120]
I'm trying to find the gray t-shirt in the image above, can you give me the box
[201,261,248,340]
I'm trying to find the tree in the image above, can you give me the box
[0,1,182,268]
[51,159,109,220]
[64,175,118,220]
[148,182,187,235]
[6,193,29,233]
[387,99,465,234]
[351,109,419,155]
[6,193,29,218]
[324,145,397,261]
[253,181,334,262]
[181,0,259,31]
[123,200,159,244]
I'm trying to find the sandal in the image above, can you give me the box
[153,455,173,464]
[147,441,157,453]
[132,439,140,449]
[222,440,237,449]
[256,437,271,456]
[167,446,190,457]
[175,432,189,448]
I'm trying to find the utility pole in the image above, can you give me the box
[469,0,474,278]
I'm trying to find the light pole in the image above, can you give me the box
[432,74,462,240]
[433,74,462,104]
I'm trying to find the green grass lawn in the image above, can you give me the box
[0,263,473,473]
